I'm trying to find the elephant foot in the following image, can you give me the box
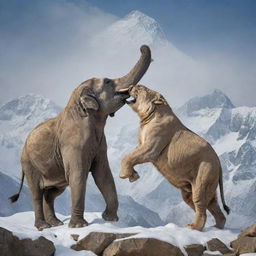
[186,223,203,232]
[102,210,119,222]
[69,217,88,228]
[35,219,51,231]
[46,216,64,227]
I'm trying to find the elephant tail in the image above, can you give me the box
[219,166,230,215]
[9,171,25,203]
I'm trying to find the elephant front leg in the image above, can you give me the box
[69,172,89,228]
[63,150,89,228]
[92,137,119,221]
[120,144,157,182]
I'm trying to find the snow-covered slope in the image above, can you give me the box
[104,10,167,47]
[0,94,61,180]
[0,169,33,216]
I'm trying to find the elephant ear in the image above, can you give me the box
[78,88,99,116]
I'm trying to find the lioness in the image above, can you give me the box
[120,85,230,231]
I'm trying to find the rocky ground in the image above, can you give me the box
[0,211,255,256]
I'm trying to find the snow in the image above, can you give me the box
[0,94,61,179]
[0,211,240,256]
[213,132,245,155]
[104,10,167,47]
[203,251,221,255]
[179,108,222,135]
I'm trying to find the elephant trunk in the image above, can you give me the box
[115,45,152,91]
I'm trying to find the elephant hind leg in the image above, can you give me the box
[207,196,226,229]
[43,187,65,227]
[23,163,50,231]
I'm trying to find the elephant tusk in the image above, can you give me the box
[116,88,129,93]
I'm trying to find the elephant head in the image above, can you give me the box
[68,45,152,118]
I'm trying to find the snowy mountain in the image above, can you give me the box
[0,94,61,180]
[178,89,235,117]
[105,10,167,47]
[88,9,195,92]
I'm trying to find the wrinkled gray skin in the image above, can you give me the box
[10,45,152,230]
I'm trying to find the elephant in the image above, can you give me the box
[10,45,152,231]
[119,85,230,231]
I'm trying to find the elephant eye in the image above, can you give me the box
[105,79,112,85]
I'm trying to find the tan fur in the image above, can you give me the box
[120,85,229,231]
[10,46,152,231]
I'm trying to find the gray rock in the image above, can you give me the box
[178,89,234,117]
[206,108,232,142]
[0,227,55,256]
[71,232,136,255]
[103,237,184,256]
[184,244,205,256]
[206,238,232,254]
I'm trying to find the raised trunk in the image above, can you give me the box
[114,45,151,91]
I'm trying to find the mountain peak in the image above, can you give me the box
[106,10,167,46]
[178,89,235,116]
[0,94,61,121]
[124,10,155,22]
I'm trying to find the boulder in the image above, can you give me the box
[206,238,233,254]
[238,223,256,238]
[22,236,55,256]
[0,227,22,256]
[231,236,256,254]
[0,227,55,256]
[103,237,184,256]
[185,244,205,256]
[71,232,136,255]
